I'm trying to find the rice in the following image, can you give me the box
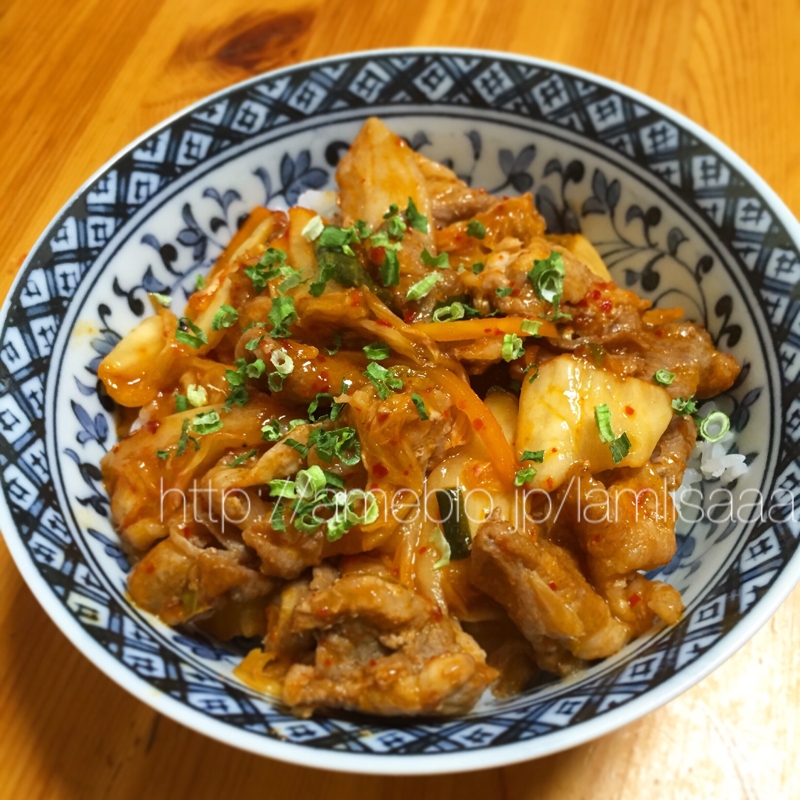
[672,402,748,511]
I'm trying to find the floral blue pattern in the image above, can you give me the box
[0,51,798,768]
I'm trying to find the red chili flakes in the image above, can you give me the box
[548,581,558,591]
[590,289,602,301]
[372,464,389,479]
[655,329,664,338]
[145,561,155,573]
[403,470,409,476]
[377,319,392,328]
[418,546,428,555]
[546,477,554,491]
[600,299,613,313]
[403,310,415,324]
[551,447,558,453]
[146,419,160,434]
[483,327,493,334]
[349,290,363,306]
[624,405,635,416]
[493,328,504,336]
[369,246,385,264]
[473,419,484,432]
[432,607,443,621]
[377,411,390,423]
[368,659,377,667]
[628,593,641,608]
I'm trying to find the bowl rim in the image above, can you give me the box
[1,45,799,775]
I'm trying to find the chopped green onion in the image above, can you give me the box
[245,358,266,379]
[421,249,449,269]
[654,369,676,386]
[175,393,189,412]
[380,248,400,287]
[609,432,631,464]
[270,349,294,376]
[495,287,513,298]
[363,362,404,400]
[318,224,359,249]
[195,274,206,291]
[261,420,282,441]
[406,272,441,301]
[524,363,540,384]
[432,302,465,323]
[467,220,486,239]
[186,384,207,408]
[151,292,171,307]
[269,479,296,499]
[301,215,324,242]
[501,333,524,362]
[405,197,429,233]
[284,438,308,457]
[228,449,257,468]
[363,342,391,361]
[295,465,327,499]
[308,392,343,422]
[245,334,263,352]
[594,403,615,443]
[515,467,537,486]
[211,304,239,331]
[192,410,223,435]
[386,215,407,238]
[268,372,285,392]
[156,449,170,460]
[472,262,484,274]
[521,319,542,336]
[176,317,207,349]
[528,250,566,317]
[672,396,698,416]
[383,204,399,219]
[268,296,297,338]
[308,427,361,465]
[698,410,730,442]
[244,248,288,292]
[521,450,544,463]
[176,418,199,456]
[411,393,429,420]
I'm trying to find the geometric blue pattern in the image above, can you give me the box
[1,50,798,770]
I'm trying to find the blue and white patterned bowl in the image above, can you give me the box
[1,48,798,774]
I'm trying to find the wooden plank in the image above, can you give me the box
[0,0,797,796]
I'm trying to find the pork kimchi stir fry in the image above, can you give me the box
[99,118,740,718]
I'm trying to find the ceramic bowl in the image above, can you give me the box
[1,48,798,774]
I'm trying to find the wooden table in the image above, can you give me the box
[1,1,798,797]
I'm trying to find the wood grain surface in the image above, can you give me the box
[1,1,798,797]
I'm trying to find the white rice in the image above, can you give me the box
[672,401,748,510]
